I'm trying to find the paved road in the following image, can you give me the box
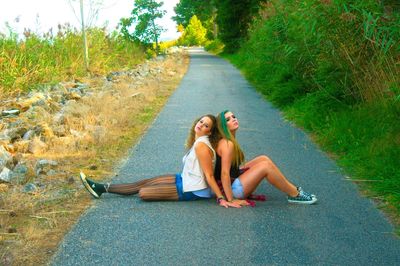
[51,48,400,265]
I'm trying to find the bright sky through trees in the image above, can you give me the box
[0,0,180,41]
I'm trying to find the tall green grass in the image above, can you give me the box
[0,25,144,95]
[225,0,400,222]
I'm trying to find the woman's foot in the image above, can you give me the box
[79,172,106,198]
[287,187,317,204]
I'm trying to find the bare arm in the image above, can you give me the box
[218,139,235,201]
[218,140,249,206]
[195,143,241,208]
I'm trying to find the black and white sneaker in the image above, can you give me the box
[287,187,317,204]
[79,172,104,198]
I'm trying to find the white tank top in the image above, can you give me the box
[181,135,216,192]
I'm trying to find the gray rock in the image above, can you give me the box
[74,83,88,92]
[1,109,20,117]
[22,183,38,193]
[47,169,57,176]
[155,55,166,61]
[33,99,46,107]
[0,146,12,169]
[66,176,75,184]
[16,92,47,111]
[28,138,47,154]
[10,164,28,184]
[6,127,28,142]
[35,159,58,175]
[53,112,67,124]
[166,46,181,54]
[22,129,36,140]
[0,167,12,183]
[0,131,11,142]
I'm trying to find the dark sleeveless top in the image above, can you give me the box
[214,154,241,180]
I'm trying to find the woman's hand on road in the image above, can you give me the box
[219,199,242,208]
[232,199,250,206]
[219,199,251,208]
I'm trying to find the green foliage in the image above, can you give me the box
[204,39,225,54]
[173,0,266,50]
[119,0,166,49]
[215,0,266,53]
[173,0,216,39]
[158,39,178,54]
[0,26,144,94]
[227,0,400,222]
[178,15,207,46]
[145,48,157,59]
[286,100,400,214]
[235,0,400,106]
[173,0,213,27]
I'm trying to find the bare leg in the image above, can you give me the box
[139,184,179,201]
[107,175,176,195]
[243,155,271,169]
[238,155,298,198]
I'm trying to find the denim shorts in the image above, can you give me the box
[232,178,245,199]
[175,174,202,201]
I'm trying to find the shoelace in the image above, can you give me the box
[299,191,312,200]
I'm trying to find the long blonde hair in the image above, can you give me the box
[185,114,218,150]
[216,110,244,167]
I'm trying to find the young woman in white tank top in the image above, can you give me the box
[80,114,240,208]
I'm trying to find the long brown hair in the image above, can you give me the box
[185,114,218,150]
[216,110,244,167]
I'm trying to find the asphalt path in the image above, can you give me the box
[51,48,400,265]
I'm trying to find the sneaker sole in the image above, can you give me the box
[80,172,100,199]
[288,197,318,205]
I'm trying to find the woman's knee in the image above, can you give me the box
[138,188,150,201]
[246,160,271,176]
[254,155,273,166]
[257,158,276,175]
[257,155,272,163]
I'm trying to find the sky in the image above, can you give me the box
[0,0,181,41]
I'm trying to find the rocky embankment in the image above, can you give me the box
[0,48,185,196]
[0,47,188,265]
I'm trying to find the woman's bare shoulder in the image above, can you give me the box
[195,142,213,152]
[217,139,234,153]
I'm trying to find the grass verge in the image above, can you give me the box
[0,52,189,265]
[223,52,400,234]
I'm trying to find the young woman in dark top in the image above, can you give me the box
[214,110,317,205]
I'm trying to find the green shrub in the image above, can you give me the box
[226,0,400,223]
[204,39,224,54]
[145,48,157,59]
[178,15,207,46]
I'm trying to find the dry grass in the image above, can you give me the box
[0,52,189,265]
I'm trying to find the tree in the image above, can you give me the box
[67,0,105,71]
[173,0,216,39]
[119,0,166,51]
[173,0,213,27]
[179,15,207,46]
[215,0,266,53]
